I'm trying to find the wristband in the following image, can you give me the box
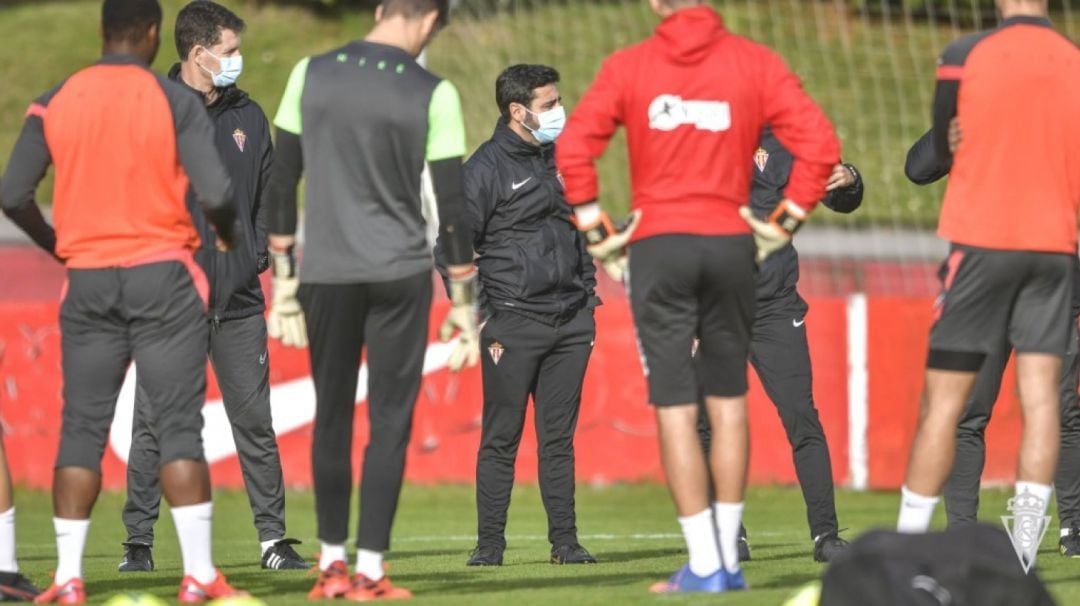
[768,200,807,235]
[270,246,297,279]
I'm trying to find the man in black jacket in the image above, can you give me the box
[906,124,1080,557]
[436,64,598,567]
[705,127,864,563]
[117,0,307,573]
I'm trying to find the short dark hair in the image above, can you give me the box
[101,0,163,44]
[495,64,560,120]
[381,0,450,28]
[175,1,246,60]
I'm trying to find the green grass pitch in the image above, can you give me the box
[9,485,1080,604]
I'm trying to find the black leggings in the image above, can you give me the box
[300,272,432,551]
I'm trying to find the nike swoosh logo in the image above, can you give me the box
[793,318,805,327]
[511,178,532,190]
[108,341,459,464]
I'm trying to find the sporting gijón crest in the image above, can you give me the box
[233,128,247,152]
[753,147,769,172]
[488,341,504,365]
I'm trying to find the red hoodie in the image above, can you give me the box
[556,6,840,242]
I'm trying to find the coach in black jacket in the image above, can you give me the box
[704,126,864,563]
[118,1,306,574]
[436,64,598,568]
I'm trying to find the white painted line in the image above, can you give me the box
[847,293,869,491]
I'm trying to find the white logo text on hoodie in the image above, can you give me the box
[648,94,731,132]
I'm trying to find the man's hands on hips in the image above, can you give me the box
[739,199,807,263]
[440,265,480,372]
[267,238,308,348]
[573,203,642,284]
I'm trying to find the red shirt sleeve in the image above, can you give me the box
[759,49,840,210]
[556,56,624,205]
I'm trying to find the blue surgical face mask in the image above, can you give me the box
[523,105,566,144]
[199,48,243,88]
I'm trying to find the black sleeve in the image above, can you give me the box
[931,79,960,162]
[3,201,56,258]
[821,163,864,214]
[905,129,952,185]
[0,104,58,258]
[930,33,981,163]
[254,114,273,272]
[163,78,236,242]
[266,128,302,236]
[434,155,491,297]
[429,156,473,266]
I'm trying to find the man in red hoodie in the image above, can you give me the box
[556,0,839,593]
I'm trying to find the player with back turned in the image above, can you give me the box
[556,0,839,593]
[0,0,249,601]
[896,0,1080,573]
[265,0,478,600]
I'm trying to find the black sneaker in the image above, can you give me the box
[550,543,597,564]
[0,572,39,602]
[813,531,849,563]
[117,542,154,572]
[1060,527,1080,557]
[261,538,309,570]
[467,545,504,566]
[738,525,751,562]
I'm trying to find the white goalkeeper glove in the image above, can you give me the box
[573,203,642,283]
[267,246,308,348]
[739,199,808,263]
[439,267,480,372]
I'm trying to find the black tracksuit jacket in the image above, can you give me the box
[169,65,273,321]
[752,126,864,299]
[437,120,598,324]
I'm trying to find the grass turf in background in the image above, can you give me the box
[3,0,1078,226]
[9,485,1080,604]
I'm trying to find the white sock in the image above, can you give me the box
[319,543,347,571]
[53,518,90,584]
[713,502,744,573]
[1016,481,1053,513]
[356,549,384,581]
[171,502,216,584]
[677,509,720,577]
[260,538,281,556]
[0,508,17,573]
[897,486,939,534]
[1062,528,1072,538]
[1015,481,1053,532]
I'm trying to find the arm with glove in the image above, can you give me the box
[428,79,479,372]
[555,57,641,283]
[741,48,840,262]
[262,126,307,348]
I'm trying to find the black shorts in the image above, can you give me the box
[929,244,1075,370]
[627,234,756,405]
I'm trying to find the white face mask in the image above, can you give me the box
[199,47,243,88]
[522,106,566,144]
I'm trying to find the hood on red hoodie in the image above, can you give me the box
[653,5,727,65]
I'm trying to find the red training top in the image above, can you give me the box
[556,5,840,242]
